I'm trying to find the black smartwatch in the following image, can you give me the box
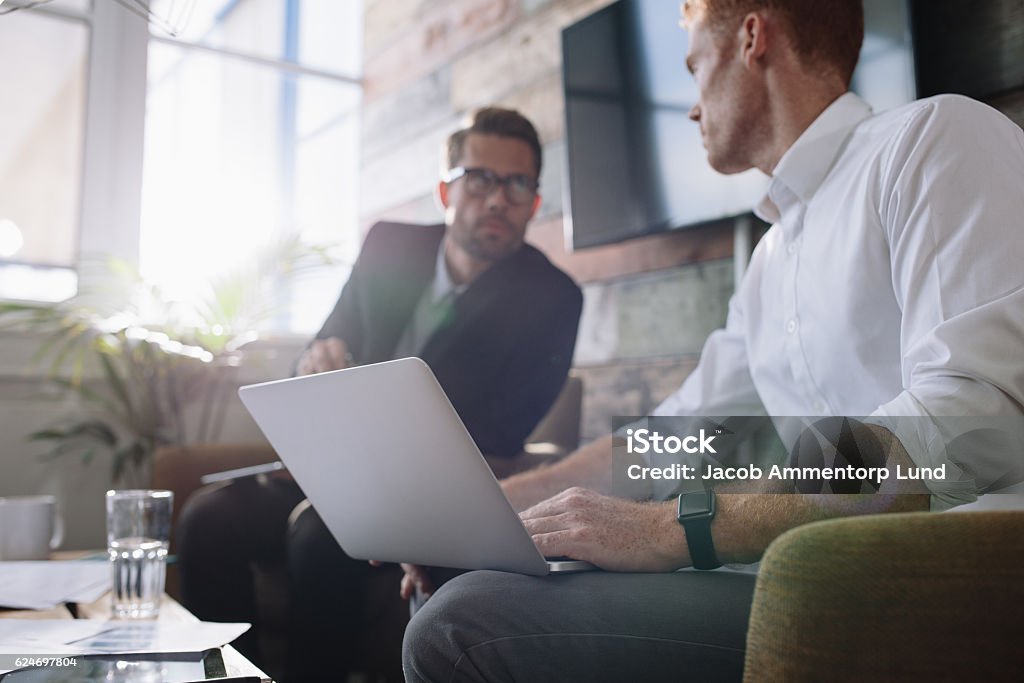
[676,489,722,570]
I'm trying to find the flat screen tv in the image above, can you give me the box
[562,0,917,249]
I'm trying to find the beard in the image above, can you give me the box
[455,216,524,262]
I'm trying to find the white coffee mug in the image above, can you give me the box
[0,495,64,561]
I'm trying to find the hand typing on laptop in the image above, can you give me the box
[517,486,689,572]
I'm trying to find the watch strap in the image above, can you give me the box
[677,490,722,570]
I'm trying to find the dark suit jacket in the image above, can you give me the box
[314,221,583,457]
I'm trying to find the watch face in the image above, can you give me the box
[677,489,714,520]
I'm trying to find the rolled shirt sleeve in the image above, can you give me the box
[868,96,1024,509]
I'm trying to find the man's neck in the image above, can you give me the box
[755,77,847,175]
[444,239,492,286]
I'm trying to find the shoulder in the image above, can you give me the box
[864,94,995,128]
[858,95,1021,164]
[840,95,1024,214]
[354,222,444,272]
[886,93,1012,127]
[509,243,583,305]
[362,221,445,252]
[480,242,582,317]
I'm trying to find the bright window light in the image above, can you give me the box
[0,8,87,301]
[0,219,24,258]
[139,0,362,334]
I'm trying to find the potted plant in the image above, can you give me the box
[0,238,335,486]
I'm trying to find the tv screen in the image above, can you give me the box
[562,0,917,249]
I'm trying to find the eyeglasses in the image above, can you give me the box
[444,167,539,206]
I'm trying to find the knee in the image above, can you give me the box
[286,502,349,582]
[287,503,326,563]
[176,484,233,558]
[403,589,455,683]
[286,502,325,558]
[403,571,504,683]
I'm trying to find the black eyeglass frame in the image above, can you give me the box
[443,166,540,206]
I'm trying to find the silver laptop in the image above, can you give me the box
[238,357,591,576]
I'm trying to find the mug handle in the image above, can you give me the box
[50,512,64,550]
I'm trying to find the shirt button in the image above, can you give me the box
[815,399,828,413]
[786,319,798,334]
[787,241,798,255]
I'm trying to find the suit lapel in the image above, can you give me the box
[418,245,528,363]
[369,225,443,363]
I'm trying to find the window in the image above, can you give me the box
[0,0,363,334]
[0,2,89,301]
[141,0,363,333]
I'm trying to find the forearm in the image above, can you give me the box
[711,490,929,564]
[502,435,619,511]
[713,422,930,564]
[521,425,930,571]
[871,382,1024,507]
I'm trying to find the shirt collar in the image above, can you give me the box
[432,239,467,303]
[755,92,874,223]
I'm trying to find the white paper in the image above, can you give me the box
[0,619,249,658]
[0,621,104,654]
[0,561,111,610]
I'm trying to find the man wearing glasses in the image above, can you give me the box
[177,107,583,682]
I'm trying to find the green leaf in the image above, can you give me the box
[96,349,135,423]
[0,302,45,313]
[111,441,147,483]
[29,419,118,448]
[33,321,76,363]
[39,322,92,379]
[35,430,115,463]
[49,377,119,416]
[29,427,71,441]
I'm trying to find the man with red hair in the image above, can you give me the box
[402,1,1024,680]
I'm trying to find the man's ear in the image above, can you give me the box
[528,193,541,220]
[436,180,450,210]
[739,12,768,68]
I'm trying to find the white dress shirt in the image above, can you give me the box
[655,93,1024,509]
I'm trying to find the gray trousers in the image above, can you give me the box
[403,568,757,682]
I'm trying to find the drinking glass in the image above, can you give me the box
[105,489,173,619]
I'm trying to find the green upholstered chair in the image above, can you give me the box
[744,510,1024,682]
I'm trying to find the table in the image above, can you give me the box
[0,587,272,682]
